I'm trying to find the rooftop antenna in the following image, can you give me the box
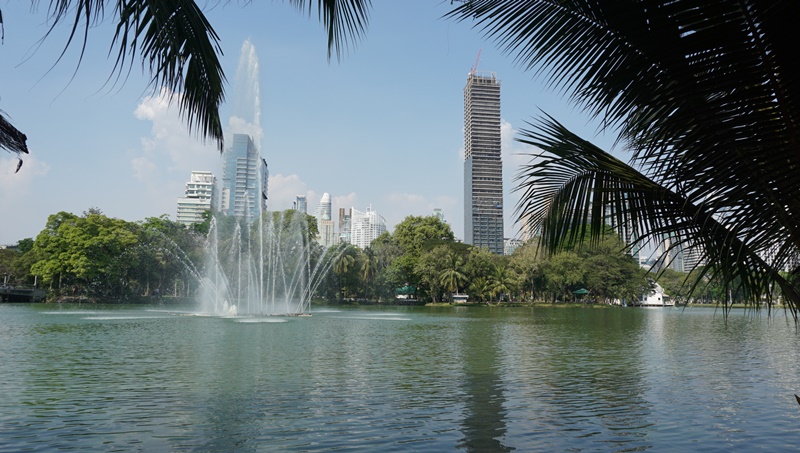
[470,49,482,76]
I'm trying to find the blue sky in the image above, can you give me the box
[0,1,616,245]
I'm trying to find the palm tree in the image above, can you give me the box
[1,1,371,164]
[359,247,377,300]
[334,252,355,300]
[469,276,491,303]
[489,264,514,302]
[439,252,467,299]
[447,0,800,316]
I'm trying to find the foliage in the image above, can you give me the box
[414,245,452,302]
[1,0,371,167]
[447,0,800,315]
[392,215,455,258]
[12,209,658,305]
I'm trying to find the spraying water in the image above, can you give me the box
[194,40,339,316]
[198,212,336,316]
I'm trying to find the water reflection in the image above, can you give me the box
[1,304,799,451]
[456,313,513,451]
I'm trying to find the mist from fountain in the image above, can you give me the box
[198,213,335,316]
[195,40,335,317]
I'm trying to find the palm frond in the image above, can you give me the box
[0,111,29,156]
[449,0,800,313]
[288,0,371,61]
[514,115,800,315]
[112,0,225,151]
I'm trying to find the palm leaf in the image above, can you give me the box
[288,0,371,61]
[0,111,28,156]
[448,0,800,313]
[111,0,225,151]
[514,115,800,315]
[31,0,372,152]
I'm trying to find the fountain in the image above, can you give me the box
[198,212,335,316]
[193,40,336,317]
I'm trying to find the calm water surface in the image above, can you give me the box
[0,304,798,451]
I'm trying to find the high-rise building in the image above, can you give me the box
[314,193,332,221]
[318,219,337,248]
[294,195,307,214]
[338,207,352,244]
[433,208,446,224]
[464,71,504,254]
[350,206,387,249]
[176,171,217,226]
[221,133,268,221]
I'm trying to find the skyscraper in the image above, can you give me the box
[338,207,351,244]
[464,71,504,254]
[314,193,332,221]
[176,171,217,226]
[221,133,268,221]
[294,195,307,214]
[350,206,387,249]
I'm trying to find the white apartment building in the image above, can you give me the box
[176,171,217,226]
[350,206,387,249]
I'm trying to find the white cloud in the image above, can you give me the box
[267,173,317,212]
[130,156,157,183]
[0,155,49,197]
[228,115,263,149]
[130,90,225,221]
[0,155,51,243]
[333,192,359,211]
[381,192,459,234]
[501,119,539,238]
[133,90,221,176]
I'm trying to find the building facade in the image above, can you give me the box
[176,171,217,226]
[314,193,332,222]
[350,206,387,249]
[318,219,337,248]
[294,195,307,214]
[221,133,268,221]
[338,207,351,245]
[464,72,504,254]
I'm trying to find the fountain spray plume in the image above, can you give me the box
[229,39,263,148]
[197,40,340,317]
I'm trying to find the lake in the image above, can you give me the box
[0,303,797,451]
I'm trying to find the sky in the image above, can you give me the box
[0,1,619,246]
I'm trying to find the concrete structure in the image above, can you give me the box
[318,219,337,248]
[504,238,523,256]
[294,195,307,214]
[314,193,332,221]
[176,171,217,226]
[464,71,504,254]
[350,206,387,249]
[338,207,351,245]
[433,208,446,224]
[221,133,268,221]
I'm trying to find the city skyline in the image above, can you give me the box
[0,2,619,245]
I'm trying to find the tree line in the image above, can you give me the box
[1,208,658,305]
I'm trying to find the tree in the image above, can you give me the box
[489,264,516,302]
[358,246,377,300]
[1,1,372,166]
[509,241,544,302]
[448,1,800,315]
[333,247,357,300]
[468,276,492,303]
[414,245,452,302]
[392,215,456,258]
[29,211,140,295]
[439,251,467,298]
